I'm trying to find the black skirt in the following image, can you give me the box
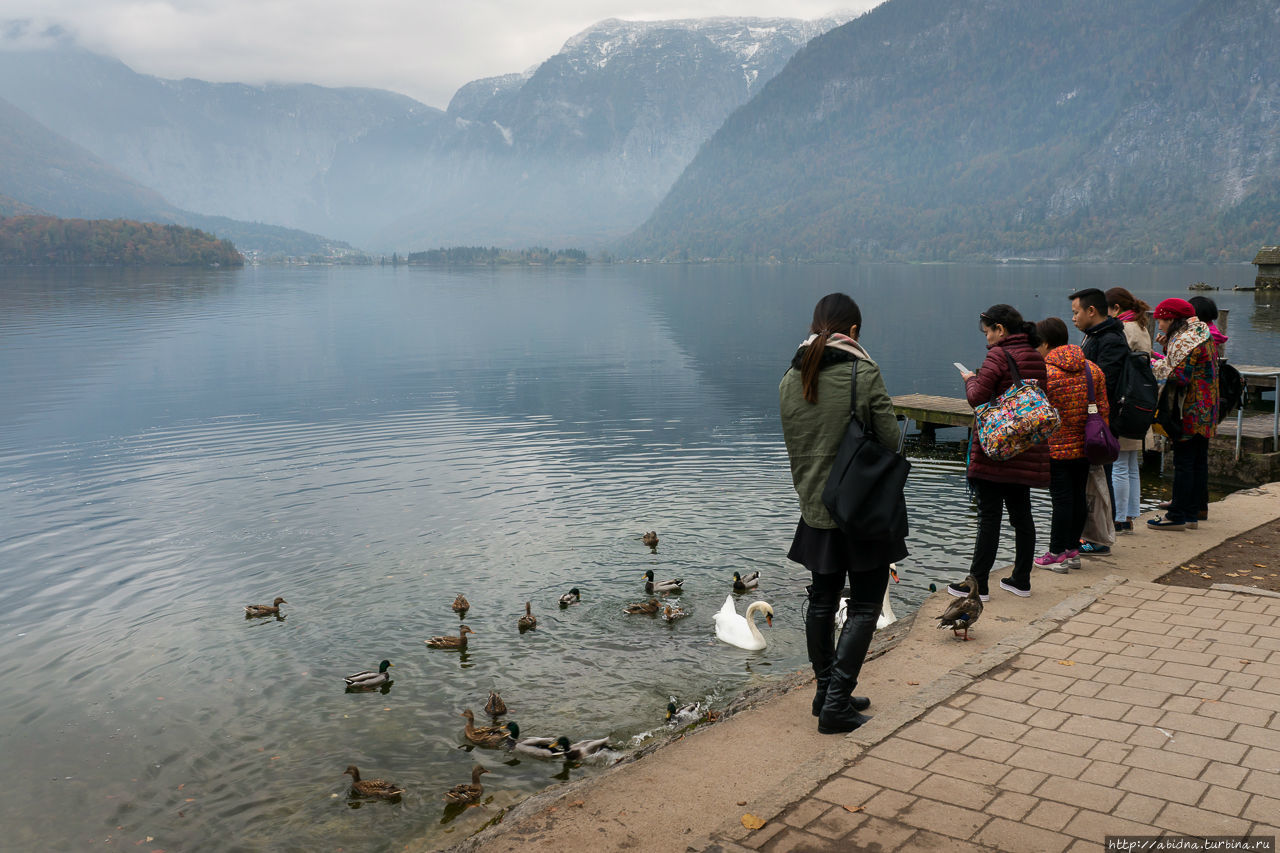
[787,518,908,575]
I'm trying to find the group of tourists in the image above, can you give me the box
[778,289,1224,735]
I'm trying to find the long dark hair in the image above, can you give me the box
[801,293,862,403]
[980,304,1040,347]
[1105,286,1151,331]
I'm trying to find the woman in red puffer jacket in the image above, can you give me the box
[948,304,1049,602]
[1034,317,1108,573]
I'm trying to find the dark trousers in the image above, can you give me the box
[807,564,891,698]
[1169,436,1209,523]
[1049,458,1091,554]
[969,479,1035,589]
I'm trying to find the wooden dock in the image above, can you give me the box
[892,394,974,448]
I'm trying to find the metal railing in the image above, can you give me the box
[1236,369,1280,459]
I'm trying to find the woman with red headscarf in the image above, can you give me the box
[1148,298,1218,530]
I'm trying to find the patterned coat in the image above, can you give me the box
[1168,339,1219,439]
[1043,344,1109,461]
[964,333,1050,487]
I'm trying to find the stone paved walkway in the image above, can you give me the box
[708,580,1280,852]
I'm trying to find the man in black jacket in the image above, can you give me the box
[1069,287,1130,554]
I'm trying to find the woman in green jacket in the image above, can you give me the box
[780,293,906,734]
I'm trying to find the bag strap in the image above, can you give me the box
[1084,363,1097,402]
[847,359,873,440]
[1001,348,1023,386]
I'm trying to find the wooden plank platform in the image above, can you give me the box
[1232,365,1280,394]
[892,393,974,429]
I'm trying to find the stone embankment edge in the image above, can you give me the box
[700,573,1131,852]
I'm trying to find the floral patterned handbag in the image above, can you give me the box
[973,350,1060,461]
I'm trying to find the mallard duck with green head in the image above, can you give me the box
[426,625,474,649]
[732,571,759,591]
[443,765,488,805]
[643,570,683,594]
[344,660,393,689]
[558,588,581,607]
[343,765,404,799]
[552,736,611,761]
[244,597,286,617]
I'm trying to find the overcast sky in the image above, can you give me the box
[0,1,881,108]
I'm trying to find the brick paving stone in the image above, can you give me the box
[1242,793,1280,824]
[1078,760,1127,787]
[1177,638,1213,653]
[845,756,929,793]
[1071,636,1130,654]
[811,774,881,807]
[860,787,916,820]
[995,768,1048,794]
[1201,760,1250,789]
[1166,731,1249,763]
[1124,671,1196,694]
[1035,775,1126,812]
[1125,745,1208,779]
[1127,723,1178,747]
[1222,671,1261,689]
[805,804,868,841]
[1005,745,1090,779]
[1256,675,1280,696]
[1018,727,1097,757]
[1058,694,1132,721]
[759,826,830,853]
[1096,653,1163,674]
[1122,705,1165,727]
[1063,680,1104,698]
[782,797,831,829]
[1242,745,1280,771]
[1168,625,1201,639]
[1221,686,1278,710]
[950,693,975,708]
[1119,630,1173,647]
[1093,667,1132,685]
[1144,600,1194,615]
[1024,799,1078,831]
[838,815,918,851]
[1162,695,1206,713]
[923,705,966,726]
[912,775,997,811]
[1060,715,1137,744]
[961,736,1021,764]
[1026,641,1079,659]
[1007,654,1047,670]
[1062,808,1159,840]
[868,739,943,770]
[1150,647,1218,667]
[973,816,1072,853]
[1158,660,1229,683]
[1241,660,1280,680]
[1233,723,1278,749]
[1038,659,1104,681]
[1086,740,1133,764]
[969,679,1038,703]
[1005,668,1079,692]
[1196,697,1272,727]
[893,830,998,853]
[1114,791,1163,824]
[927,753,1012,787]
[985,791,1038,821]
[1059,622,1099,638]
[1025,708,1069,730]
[741,819,786,850]
[1200,784,1251,817]
[1218,644,1271,662]
[1097,683,1171,707]
[1188,681,1228,700]
[1029,689,1065,709]
[952,712,1031,741]
[899,720,979,751]
[897,796,990,840]
[1154,801,1252,836]
[1117,767,1208,805]
[1157,709,1237,738]
[1199,629,1259,647]
[1242,768,1280,800]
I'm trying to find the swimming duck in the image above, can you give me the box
[343,765,404,799]
[937,574,983,641]
[643,570,683,594]
[344,659,393,689]
[559,588,581,607]
[662,604,688,621]
[551,736,611,761]
[484,690,507,717]
[517,601,537,632]
[442,765,488,805]
[426,625,475,649]
[642,531,659,547]
[713,596,773,650]
[461,709,511,747]
[505,725,566,759]
[244,597,286,617]
[452,594,470,614]
[732,571,759,591]
[666,700,699,723]
[623,598,661,615]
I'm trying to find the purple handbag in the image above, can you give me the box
[1084,365,1119,465]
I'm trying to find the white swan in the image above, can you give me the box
[713,595,773,650]
[835,587,897,634]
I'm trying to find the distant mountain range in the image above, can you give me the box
[0,17,844,251]
[627,0,1280,261]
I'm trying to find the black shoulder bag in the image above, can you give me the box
[820,359,911,541]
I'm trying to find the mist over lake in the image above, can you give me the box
[0,262,1274,850]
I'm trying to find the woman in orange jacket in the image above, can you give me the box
[1034,318,1108,571]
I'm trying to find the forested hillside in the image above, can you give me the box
[627,0,1280,261]
[0,216,243,266]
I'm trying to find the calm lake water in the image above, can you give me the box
[1,263,1275,851]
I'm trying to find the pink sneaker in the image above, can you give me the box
[1034,552,1070,574]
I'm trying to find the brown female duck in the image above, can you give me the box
[443,765,489,805]
[244,597,286,617]
[517,601,536,632]
[461,709,512,747]
[426,625,474,649]
[343,765,404,799]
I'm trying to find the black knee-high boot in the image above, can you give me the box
[805,584,837,717]
[818,602,877,734]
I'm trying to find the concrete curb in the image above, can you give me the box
[701,573,1130,850]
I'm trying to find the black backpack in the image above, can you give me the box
[1112,351,1159,440]
[1218,362,1244,423]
